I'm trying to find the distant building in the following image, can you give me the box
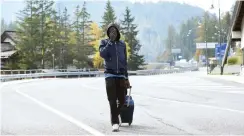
[1,31,18,69]
[0,30,95,69]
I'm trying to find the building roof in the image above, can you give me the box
[0,50,17,58]
[1,31,18,59]
[1,42,15,52]
[232,1,244,31]
[1,30,18,43]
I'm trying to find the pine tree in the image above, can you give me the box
[178,23,188,59]
[72,5,84,68]
[73,5,81,45]
[58,7,71,69]
[16,0,41,69]
[47,9,59,69]
[186,18,199,59]
[164,25,177,61]
[221,11,231,43]
[80,2,95,59]
[56,5,63,69]
[120,7,139,53]
[37,0,56,68]
[72,2,94,68]
[101,0,117,36]
[120,7,145,70]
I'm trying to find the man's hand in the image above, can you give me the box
[108,27,117,41]
[109,31,116,41]
[125,79,131,88]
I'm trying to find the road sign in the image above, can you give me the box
[196,42,217,49]
[172,48,181,54]
[215,43,227,61]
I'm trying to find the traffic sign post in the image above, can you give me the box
[215,43,227,65]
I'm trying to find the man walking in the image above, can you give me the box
[99,23,130,132]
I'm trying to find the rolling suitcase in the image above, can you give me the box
[120,86,134,126]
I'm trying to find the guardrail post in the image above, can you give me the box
[89,69,90,77]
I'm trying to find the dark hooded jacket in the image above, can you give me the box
[99,23,128,79]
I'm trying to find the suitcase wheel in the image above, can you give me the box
[129,122,132,126]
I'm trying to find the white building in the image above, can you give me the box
[1,31,18,69]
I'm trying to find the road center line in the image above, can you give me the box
[15,88,105,136]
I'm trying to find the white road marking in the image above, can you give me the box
[133,94,244,114]
[149,80,238,85]
[147,79,244,94]
[0,78,60,91]
[194,88,244,94]
[15,88,105,136]
[0,79,45,89]
[80,84,244,114]
[152,84,244,94]
[154,84,241,88]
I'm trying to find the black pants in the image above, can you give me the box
[105,77,127,125]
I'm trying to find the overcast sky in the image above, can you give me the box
[130,0,236,12]
[1,0,237,23]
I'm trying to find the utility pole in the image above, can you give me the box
[211,0,222,75]
[218,0,223,75]
[204,15,209,74]
[41,1,45,69]
[52,54,55,69]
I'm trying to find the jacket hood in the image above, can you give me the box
[106,23,121,41]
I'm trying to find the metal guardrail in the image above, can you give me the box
[0,66,199,82]
[0,68,99,75]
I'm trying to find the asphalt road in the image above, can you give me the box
[1,72,244,135]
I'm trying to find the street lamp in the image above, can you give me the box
[204,26,208,74]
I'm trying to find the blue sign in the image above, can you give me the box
[215,43,227,61]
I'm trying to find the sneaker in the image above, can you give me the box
[112,124,119,132]
[118,114,122,126]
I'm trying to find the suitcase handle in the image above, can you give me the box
[127,86,132,107]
